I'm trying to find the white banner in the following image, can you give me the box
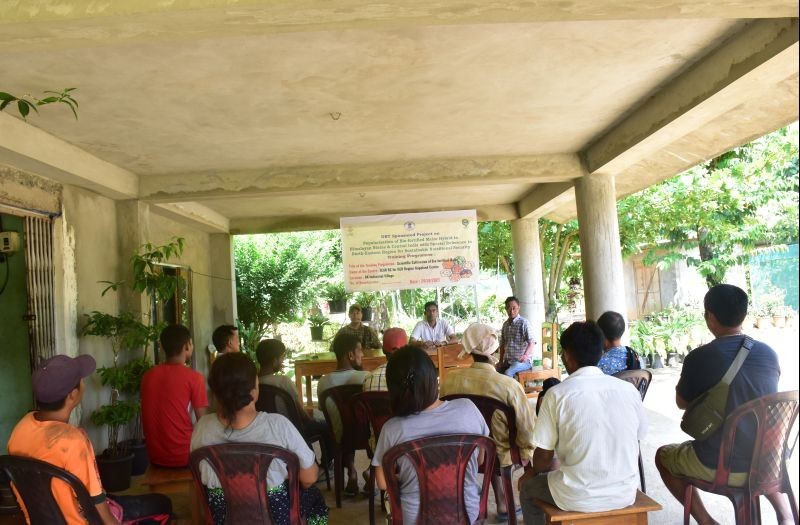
[341,210,479,292]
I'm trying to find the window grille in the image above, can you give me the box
[24,216,56,366]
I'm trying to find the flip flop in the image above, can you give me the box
[496,506,521,521]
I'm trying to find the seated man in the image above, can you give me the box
[141,324,208,467]
[409,301,457,348]
[335,304,382,351]
[596,310,629,375]
[497,296,535,378]
[211,323,239,354]
[440,323,536,521]
[318,333,370,496]
[8,354,171,524]
[519,321,647,525]
[363,327,408,392]
[655,284,792,525]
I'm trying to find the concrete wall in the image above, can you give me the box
[0,169,219,451]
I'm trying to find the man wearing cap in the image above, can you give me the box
[440,323,536,520]
[7,354,171,524]
[409,301,458,348]
[335,304,382,351]
[363,327,408,392]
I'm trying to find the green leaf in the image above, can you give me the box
[0,92,15,101]
[37,96,59,104]
[17,100,29,117]
[0,100,10,112]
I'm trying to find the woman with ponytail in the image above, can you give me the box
[191,352,328,525]
[371,345,489,524]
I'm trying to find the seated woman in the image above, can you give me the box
[372,345,489,524]
[191,352,328,525]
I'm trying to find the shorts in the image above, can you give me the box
[658,441,747,487]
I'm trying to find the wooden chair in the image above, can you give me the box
[436,343,471,382]
[614,369,653,493]
[535,490,661,524]
[319,384,370,508]
[189,442,304,525]
[441,394,525,525]
[354,390,393,525]
[381,434,496,525]
[679,390,799,525]
[517,322,561,398]
[256,384,331,490]
[0,455,104,525]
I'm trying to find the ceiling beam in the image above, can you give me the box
[585,18,799,177]
[517,182,577,220]
[230,204,518,234]
[151,202,230,233]
[0,113,139,199]
[139,154,583,203]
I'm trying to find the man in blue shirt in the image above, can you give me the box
[596,311,628,375]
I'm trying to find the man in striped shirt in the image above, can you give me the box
[363,327,408,392]
[497,296,536,378]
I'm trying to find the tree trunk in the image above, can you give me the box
[500,255,515,295]
[697,227,723,287]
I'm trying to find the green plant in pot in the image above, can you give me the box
[82,311,161,490]
[308,313,330,342]
[324,282,349,314]
[355,291,377,321]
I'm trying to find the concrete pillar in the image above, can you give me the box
[573,172,626,320]
[209,233,237,325]
[511,218,545,359]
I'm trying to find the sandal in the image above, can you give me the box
[343,479,359,497]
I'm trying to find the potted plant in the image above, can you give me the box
[325,282,349,314]
[82,311,161,489]
[82,238,184,483]
[356,292,377,321]
[308,313,330,342]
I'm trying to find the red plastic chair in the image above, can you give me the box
[318,384,370,508]
[256,384,331,490]
[614,369,653,493]
[680,390,799,525]
[189,442,305,525]
[354,390,393,525]
[441,394,524,525]
[381,433,496,525]
[0,455,104,525]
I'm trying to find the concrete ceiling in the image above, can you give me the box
[1,1,798,232]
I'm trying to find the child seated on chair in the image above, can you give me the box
[372,345,489,524]
[191,352,328,525]
[7,354,171,525]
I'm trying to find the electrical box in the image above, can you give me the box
[0,231,21,254]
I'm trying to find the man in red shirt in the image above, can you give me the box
[141,324,208,467]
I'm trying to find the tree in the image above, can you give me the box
[477,219,582,321]
[234,230,343,344]
[478,221,515,291]
[618,124,799,288]
[539,219,581,321]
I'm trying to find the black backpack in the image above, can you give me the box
[625,346,642,370]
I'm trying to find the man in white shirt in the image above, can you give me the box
[409,301,457,348]
[518,321,647,525]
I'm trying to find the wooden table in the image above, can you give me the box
[294,344,466,407]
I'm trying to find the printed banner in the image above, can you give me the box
[341,210,479,292]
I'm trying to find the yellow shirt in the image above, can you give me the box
[440,362,536,466]
[7,412,105,524]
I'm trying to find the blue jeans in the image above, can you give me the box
[501,360,532,378]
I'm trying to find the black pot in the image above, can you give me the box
[667,352,679,367]
[121,439,149,476]
[328,299,346,314]
[310,326,324,341]
[361,306,373,322]
[96,452,134,492]
[651,355,665,369]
